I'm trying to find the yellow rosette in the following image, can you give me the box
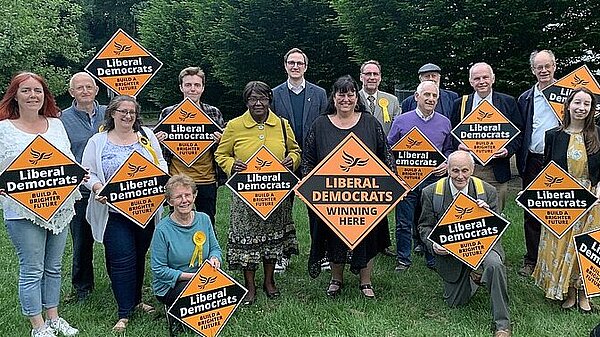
[378,97,390,123]
[189,231,206,267]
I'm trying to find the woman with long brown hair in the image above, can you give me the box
[533,87,600,312]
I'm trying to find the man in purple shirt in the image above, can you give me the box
[388,81,453,271]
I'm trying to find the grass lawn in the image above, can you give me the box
[0,188,598,336]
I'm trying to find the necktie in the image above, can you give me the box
[368,96,375,114]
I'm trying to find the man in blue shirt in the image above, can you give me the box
[60,72,106,301]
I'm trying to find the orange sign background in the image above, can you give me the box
[295,133,408,249]
[575,229,600,298]
[154,98,222,167]
[168,262,247,337]
[543,65,600,121]
[516,161,598,238]
[390,127,446,190]
[428,192,509,269]
[452,100,520,165]
[226,146,298,220]
[98,151,169,227]
[85,28,162,96]
[0,135,86,221]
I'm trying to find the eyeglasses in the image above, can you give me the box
[533,63,555,72]
[114,109,136,116]
[248,97,270,105]
[362,72,380,77]
[286,61,306,67]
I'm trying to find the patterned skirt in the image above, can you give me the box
[226,194,298,271]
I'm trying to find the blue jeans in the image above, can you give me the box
[6,218,68,316]
[395,176,437,267]
[103,212,154,319]
[69,193,95,295]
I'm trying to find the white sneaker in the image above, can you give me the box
[31,325,56,337]
[47,317,78,336]
[274,257,289,273]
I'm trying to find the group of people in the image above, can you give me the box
[0,47,598,337]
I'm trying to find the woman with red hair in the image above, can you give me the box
[0,72,80,337]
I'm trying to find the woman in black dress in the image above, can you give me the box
[303,75,394,298]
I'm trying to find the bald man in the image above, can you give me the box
[419,150,510,337]
[61,72,106,301]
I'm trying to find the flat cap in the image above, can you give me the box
[418,63,441,74]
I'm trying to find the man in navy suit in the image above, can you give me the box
[401,63,458,119]
[515,50,559,276]
[450,63,523,213]
[272,48,327,272]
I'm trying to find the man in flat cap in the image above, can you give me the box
[401,63,458,119]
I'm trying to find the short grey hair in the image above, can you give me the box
[529,50,556,68]
[469,62,494,79]
[416,80,439,95]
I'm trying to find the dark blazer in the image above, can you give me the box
[419,177,504,283]
[401,88,458,119]
[450,92,524,183]
[515,87,535,175]
[272,81,327,149]
[544,126,600,187]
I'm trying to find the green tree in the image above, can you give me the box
[331,0,594,97]
[0,0,86,95]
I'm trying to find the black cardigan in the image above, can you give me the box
[544,126,600,186]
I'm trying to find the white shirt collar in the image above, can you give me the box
[287,79,306,94]
[449,179,469,197]
[415,107,434,122]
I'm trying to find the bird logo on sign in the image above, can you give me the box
[113,42,132,55]
[454,205,474,219]
[406,137,422,148]
[477,109,493,121]
[198,275,217,290]
[255,157,272,171]
[571,74,589,86]
[127,163,147,177]
[340,151,369,172]
[29,149,52,165]
[544,173,563,187]
[179,109,196,122]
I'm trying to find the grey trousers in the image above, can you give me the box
[443,250,510,331]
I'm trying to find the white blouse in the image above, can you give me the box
[0,118,81,234]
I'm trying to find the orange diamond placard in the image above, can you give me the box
[428,192,510,269]
[0,135,86,221]
[98,151,169,228]
[168,261,247,337]
[391,126,446,190]
[575,229,600,299]
[452,100,520,165]
[225,146,299,220]
[85,28,162,96]
[516,161,598,238]
[153,98,223,167]
[295,133,408,250]
[543,65,600,122]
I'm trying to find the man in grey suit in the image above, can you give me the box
[272,47,327,272]
[359,60,401,135]
[419,150,511,337]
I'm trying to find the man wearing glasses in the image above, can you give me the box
[272,48,327,273]
[61,72,106,302]
[359,60,401,135]
[516,50,559,277]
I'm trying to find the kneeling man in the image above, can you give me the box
[419,150,511,337]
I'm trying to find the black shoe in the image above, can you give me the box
[326,279,343,297]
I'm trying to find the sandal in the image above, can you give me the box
[263,284,281,299]
[359,284,375,298]
[242,293,256,306]
[326,279,343,297]
[112,318,128,333]
[136,302,156,314]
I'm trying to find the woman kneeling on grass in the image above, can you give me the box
[0,72,80,337]
[151,174,221,305]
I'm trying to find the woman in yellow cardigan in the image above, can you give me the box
[215,81,300,305]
